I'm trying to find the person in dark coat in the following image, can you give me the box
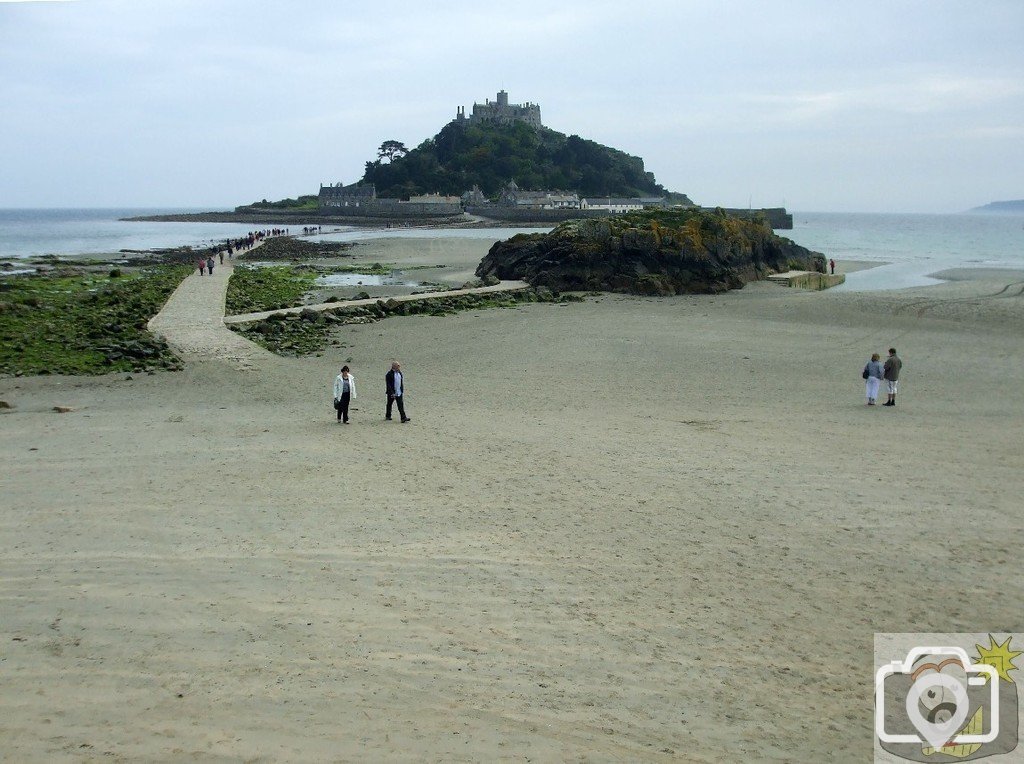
[883,348,903,407]
[385,361,410,423]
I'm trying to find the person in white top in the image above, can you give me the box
[332,365,357,423]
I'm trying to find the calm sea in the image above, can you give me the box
[785,211,1024,291]
[0,208,293,261]
[2,208,1022,292]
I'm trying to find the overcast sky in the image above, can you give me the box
[1,0,1022,213]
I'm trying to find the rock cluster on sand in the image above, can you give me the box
[231,287,576,355]
[476,209,825,295]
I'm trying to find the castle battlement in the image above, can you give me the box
[455,90,542,129]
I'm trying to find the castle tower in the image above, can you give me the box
[462,90,542,129]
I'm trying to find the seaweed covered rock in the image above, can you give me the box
[476,209,825,295]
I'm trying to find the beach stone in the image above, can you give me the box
[299,308,321,322]
[52,406,74,413]
[0,400,11,409]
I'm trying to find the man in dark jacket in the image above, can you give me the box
[385,361,410,422]
[883,348,902,407]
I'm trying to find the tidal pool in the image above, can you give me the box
[314,272,424,287]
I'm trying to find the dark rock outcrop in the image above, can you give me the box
[476,209,825,295]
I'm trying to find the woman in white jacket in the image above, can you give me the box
[332,365,357,423]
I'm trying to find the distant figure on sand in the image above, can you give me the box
[206,256,215,275]
[863,353,884,405]
[197,258,205,276]
[333,365,357,423]
[829,258,836,275]
[219,251,224,265]
[385,362,410,423]
[883,348,902,407]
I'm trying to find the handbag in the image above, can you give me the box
[862,367,869,380]
[333,398,342,411]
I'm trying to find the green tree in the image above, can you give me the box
[377,140,408,163]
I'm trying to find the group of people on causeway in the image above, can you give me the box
[862,348,903,406]
[332,361,411,424]
[195,229,290,275]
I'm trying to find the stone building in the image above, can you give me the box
[407,193,461,205]
[318,181,377,208]
[497,180,579,209]
[318,181,462,217]
[460,185,489,206]
[455,90,542,129]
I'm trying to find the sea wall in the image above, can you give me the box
[469,206,794,229]
[466,207,637,224]
[319,200,463,217]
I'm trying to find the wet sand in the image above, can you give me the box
[1,243,1022,761]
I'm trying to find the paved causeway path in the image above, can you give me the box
[148,259,276,371]
[149,246,530,369]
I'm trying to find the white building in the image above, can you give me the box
[580,197,645,213]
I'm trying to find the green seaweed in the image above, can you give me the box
[226,265,318,314]
[0,265,191,376]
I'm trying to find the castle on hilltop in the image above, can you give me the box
[455,90,542,129]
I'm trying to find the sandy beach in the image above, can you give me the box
[2,238,1023,761]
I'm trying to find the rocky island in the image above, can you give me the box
[476,208,824,295]
[128,90,793,229]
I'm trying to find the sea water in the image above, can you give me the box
[784,212,1024,291]
[0,208,292,260]
[2,208,1022,292]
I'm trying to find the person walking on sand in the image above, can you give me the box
[883,347,903,407]
[197,257,205,276]
[385,361,410,423]
[863,353,884,406]
[206,255,215,276]
[333,365,357,423]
